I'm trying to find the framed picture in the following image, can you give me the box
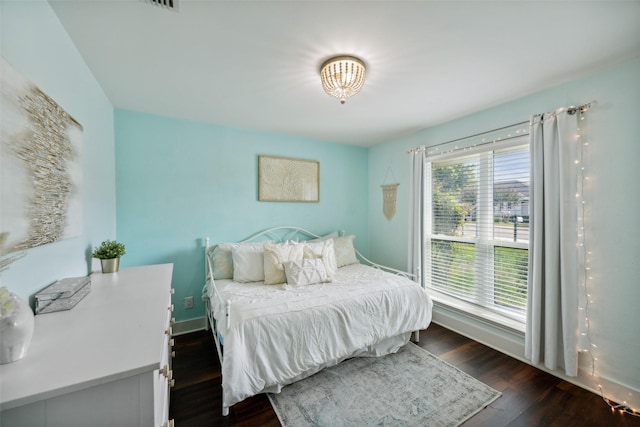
[258,155,319,202]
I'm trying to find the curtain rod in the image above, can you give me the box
[533,101,595,120]
[408,101,594,154]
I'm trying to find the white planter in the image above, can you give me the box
[100,257,120,273]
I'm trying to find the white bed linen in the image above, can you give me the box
[203,263,433,409]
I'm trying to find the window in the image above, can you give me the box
[425,137,529,322]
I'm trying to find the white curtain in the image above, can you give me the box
[408,149,425,287]
[525,108,581,376]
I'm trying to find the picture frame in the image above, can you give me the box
[258,155,319,202]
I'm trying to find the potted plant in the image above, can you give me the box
[92,240,126,273]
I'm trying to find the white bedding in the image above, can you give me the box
[203,263,433,409]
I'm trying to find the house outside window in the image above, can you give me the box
[424,136,529,322]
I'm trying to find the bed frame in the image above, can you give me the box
[202,226,422,416]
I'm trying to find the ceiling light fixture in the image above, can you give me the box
[320,56,366,104]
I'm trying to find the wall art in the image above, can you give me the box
[258,155,319,202]
[0,58,83,255]
[381,166,399,221]
[381,183,399,221]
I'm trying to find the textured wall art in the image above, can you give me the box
[381,183,399,221]
[258,155,319,202]
[0,58,83,255]
[381,166,399,221]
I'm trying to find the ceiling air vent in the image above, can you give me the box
[144,0,178,11]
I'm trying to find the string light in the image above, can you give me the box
[576,108,593,372]
[575,105,639,418]
[421,126,529,157]
[599,386,640,417]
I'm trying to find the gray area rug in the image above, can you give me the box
[268,342,501,427]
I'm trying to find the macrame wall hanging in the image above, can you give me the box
[381,167,399,221]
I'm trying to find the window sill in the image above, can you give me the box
[427,289,526,336]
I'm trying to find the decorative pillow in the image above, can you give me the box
[209,243,234,280]
[231,243,268,283]
[283,258,328,286]
[333,235,358,267]
[302,239,337,280]
[210,241,271,280]
[263,242,304,285]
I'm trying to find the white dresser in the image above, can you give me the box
[0,263,175,427]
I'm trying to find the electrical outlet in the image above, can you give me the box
[184,296,194,309]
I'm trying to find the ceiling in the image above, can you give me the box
[48,0,640,147]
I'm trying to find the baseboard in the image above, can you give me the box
[431,305,639,410]
[172,316,207,336]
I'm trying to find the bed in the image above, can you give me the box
[201,226,433,416]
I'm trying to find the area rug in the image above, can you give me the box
[268,342,501,427]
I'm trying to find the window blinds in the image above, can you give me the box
[426,136,530,321]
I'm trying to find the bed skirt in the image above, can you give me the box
[239,332,411,398]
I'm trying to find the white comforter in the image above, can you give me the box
[203,263,433,409]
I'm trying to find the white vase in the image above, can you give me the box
[0,289,35,364]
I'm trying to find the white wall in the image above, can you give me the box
[0,0,116,301]
[368,56,640,408]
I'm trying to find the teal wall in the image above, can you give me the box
[114,110,369,322]
[368,56,640,406]
[0,0,116,300]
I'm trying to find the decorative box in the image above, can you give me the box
[35,276,91,315]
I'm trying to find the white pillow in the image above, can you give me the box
[210,241,271,280]
[263,242,304,285]
[209,243,234,280]
[302,239,337,280]
[231,243,267,282]
[333,235,358,267]
[283,258,328,286]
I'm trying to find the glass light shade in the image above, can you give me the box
[320,56,366,104]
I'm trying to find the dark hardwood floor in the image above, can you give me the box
[169,323,640,426]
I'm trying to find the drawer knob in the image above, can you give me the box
[169,338,175,347]
[161,365,173,379]
[165,327,172,336]
[171,351,176,358]
[169,379,176,388]
[168,304,174,312]
[170,317,176,325]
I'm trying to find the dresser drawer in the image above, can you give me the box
[161,308,173,370]
[154,369,170,427]
[156,290,174,427]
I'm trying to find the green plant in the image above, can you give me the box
[92,240,126,259]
